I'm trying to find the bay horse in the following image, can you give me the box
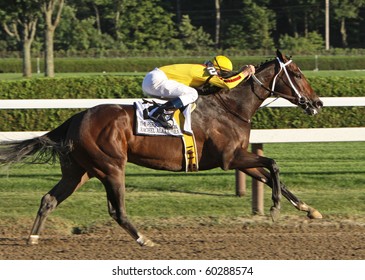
[0,50,323,247]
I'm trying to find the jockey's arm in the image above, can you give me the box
[209,72,245,89]
[209,65,255,89]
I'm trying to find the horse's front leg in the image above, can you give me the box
[243,167,322,219]
[228,149,282,221]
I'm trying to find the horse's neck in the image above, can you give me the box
[237,62,276,110]
[254,62,277,89]
[196,61,275,123]
[220,67,274,120]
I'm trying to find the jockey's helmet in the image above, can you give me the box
[213,55,233,71]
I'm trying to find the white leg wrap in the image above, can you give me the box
[29,235,39,245]
[136,235,155,247]
[136,236,145,246]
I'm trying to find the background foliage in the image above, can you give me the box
[0,0,364,58]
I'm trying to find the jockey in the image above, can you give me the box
[142,55,255,128]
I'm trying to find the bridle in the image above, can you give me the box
[213,56,313,123]
[252,57,308,106]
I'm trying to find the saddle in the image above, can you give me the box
[134,100,198,172]
[142,99,175,129]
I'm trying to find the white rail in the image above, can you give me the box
[0,97,364,109]
[1,97,364,143]
[250,127,365,143]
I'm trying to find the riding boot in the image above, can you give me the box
[149,98,184,129]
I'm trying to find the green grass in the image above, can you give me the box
[0,142,364,232]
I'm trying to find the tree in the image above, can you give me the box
[118,0,179,51]
[70,0,112,35]
[224,0,275,51]
[332,0,365,47]
[179,15,214,51]
[215,0,221,48]
[111,0,124,41]
[1,0,365,60]
[244,0,275,50]
[279,31,324,54]
[222,24,247,50]
[271,0,322,37]
[0,1,39,77]
[41,0,64,77]
[298,0,322,37]
[55,5,115,53]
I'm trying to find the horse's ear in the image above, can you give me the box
[276,49,285,62]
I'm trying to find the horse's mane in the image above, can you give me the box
[255,54,292,73]
[255,57,277,73]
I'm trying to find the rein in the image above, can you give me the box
[252,57,306,104]
[212,56,306,123]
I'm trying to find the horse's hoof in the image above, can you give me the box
[137,235,156,247]
[270,206,281,222]
[143,239,156,247]
[28,235,39,245]
[307,208,323,219]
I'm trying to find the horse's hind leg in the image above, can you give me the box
[102,171,155,247]
[28,162,89,245]
[243,167,322,219]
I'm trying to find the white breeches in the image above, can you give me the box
[142,68,198,106]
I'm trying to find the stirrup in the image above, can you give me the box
[142,98,159,106]
[149,112,174,129]
[142,99,162,119]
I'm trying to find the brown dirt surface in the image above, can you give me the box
[1,216,364,260]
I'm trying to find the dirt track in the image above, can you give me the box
[1,216,364,260]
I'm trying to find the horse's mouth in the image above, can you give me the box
[300,99,323,115]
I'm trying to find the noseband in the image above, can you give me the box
[252,57,307,105]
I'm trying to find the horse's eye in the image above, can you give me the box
[295,73,302,79]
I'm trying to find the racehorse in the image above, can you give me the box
[0,50,323,247]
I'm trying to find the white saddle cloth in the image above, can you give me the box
[134,101,193,137]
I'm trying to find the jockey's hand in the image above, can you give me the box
[241,65,255,77]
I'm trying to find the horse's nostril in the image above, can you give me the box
[298,97,307,105]
[315,100,324,108]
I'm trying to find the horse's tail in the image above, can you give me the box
[0,116,75,165]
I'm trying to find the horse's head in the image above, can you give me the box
[255,50,323,115]
[273,50,323,115]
